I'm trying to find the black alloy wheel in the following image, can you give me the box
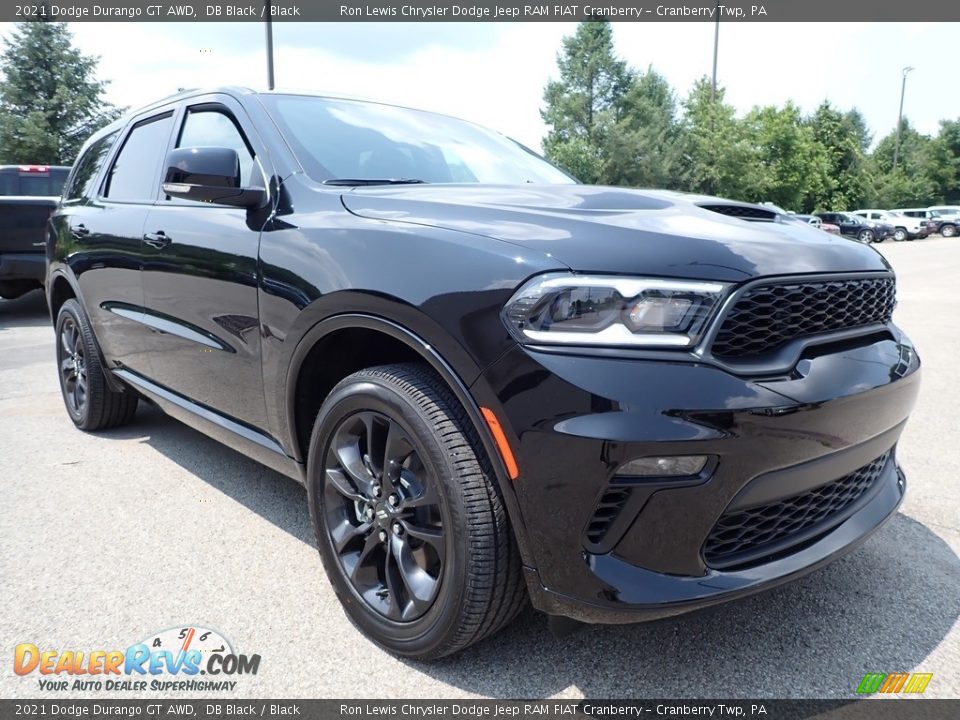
[55,299,138,430]
[58,314,87,419]
[307,363,526,659]
[322,409,445,622]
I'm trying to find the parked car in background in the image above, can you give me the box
[926,207,960,237]
[893,208,942,222]
[928,205,960,216]
[794,214,841,235]
[853,209,927,242]
[0,165,69,299]
[46,87,920,659]
[817,212,893,243]
[926,214,958,238]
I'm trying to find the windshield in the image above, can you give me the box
[259,94,574,186]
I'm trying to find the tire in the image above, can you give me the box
[942,224,957,238]
[893,228,908,242]
[55,299,138,431]
[306,363,526,659]
[858,229,875,243]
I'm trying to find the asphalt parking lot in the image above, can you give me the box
[1,236,958,700]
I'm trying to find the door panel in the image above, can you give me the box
[55,114,177,374]
[140,101,269,429]
[70,203,151,372]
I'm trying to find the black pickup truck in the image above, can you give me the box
[0,165,69,299]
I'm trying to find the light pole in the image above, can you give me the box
[264,1,275,91]
[892,66,914,172]
[711,5,720,102]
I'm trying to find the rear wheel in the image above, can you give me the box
[306,363,526,659]
[55,299,138,430]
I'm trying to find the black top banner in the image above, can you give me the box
[3,1,960,22]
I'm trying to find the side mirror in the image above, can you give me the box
[162,147,265,208]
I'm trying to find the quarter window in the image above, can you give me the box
[64,132,118,201]
[104,114,174,201]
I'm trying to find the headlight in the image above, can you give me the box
[502,273,729,348]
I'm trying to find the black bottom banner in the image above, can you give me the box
[1,700,958,720]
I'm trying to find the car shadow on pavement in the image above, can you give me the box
[418,512,960,698]
[0,289,50,329]
[99,401,958,699]
[103,402,315,546]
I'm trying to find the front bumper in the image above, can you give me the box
[473,326,920,623]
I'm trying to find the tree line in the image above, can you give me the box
[541,20,960,212]
[1,19,957,213]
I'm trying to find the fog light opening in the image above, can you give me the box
[616,455,709,478]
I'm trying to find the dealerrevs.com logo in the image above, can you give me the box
[13,626,261,692]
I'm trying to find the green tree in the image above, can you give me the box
[744,102,830,212]
[678,78,762,200]
[806,101,869,210]
[604,67,684,189]
[867,121,942,207]
[541,18,633,183]
[843,108,872,153]
[0,21,121,165]
[932,119,960,203]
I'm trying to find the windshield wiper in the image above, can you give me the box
[323,178,427,186]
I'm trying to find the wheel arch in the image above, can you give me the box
[47,270,80,326]
[283,313,536,568]
[47,270,126,394]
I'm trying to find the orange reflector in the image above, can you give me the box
[480,407,519,480]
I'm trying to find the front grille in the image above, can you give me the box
[703,453,890,569]
[711,276,895,359]
[584,487,632,546]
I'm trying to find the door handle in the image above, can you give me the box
[143,231,171,249]
[70,223,90,238]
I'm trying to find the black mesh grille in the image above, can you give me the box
[703,453,890,569]
[585,487,632,546]
[711,276,895,359]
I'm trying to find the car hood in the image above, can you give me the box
[340,184,890,283]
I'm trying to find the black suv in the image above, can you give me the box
[48,88,920,659]
[817,211,894,243]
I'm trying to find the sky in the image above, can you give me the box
[1,21,957,151]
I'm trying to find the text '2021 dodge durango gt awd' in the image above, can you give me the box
[47,88,920,659]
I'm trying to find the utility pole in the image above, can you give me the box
[892,66,914,172]
[711,5,720,102]
[265,1,275,91]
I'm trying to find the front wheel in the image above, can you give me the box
[306,363,526,659]
[942,224,957,238]
[858,229,876,243]
[893,228,908,242]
